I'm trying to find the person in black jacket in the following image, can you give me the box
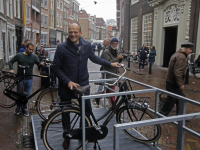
[97,43,102,56]
[137,43,149,71]
[53,23,120,149]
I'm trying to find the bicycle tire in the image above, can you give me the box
[116,106,161,143]
[37,88,61,122]
[43,107,92,150]
[194,68,200,79]
[0,75,21,108]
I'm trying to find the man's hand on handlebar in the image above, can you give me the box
[40,61,45,66]
[9,70,15,74]
[111,62,120,68]
[68,81,80,90]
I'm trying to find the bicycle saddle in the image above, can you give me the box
[18,65,29,69]
[73,85,90,95]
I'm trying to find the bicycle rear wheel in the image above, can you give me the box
[116,106,161,143]
[37,88,61,122]
[0,75,21,108]
[194,68,200,79]
[43,108,92,150]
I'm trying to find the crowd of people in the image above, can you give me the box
[8,22,198,149]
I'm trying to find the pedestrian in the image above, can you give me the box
[9,43,45,116]
[148,46,156,70]
[92,43,96,53]
[160,42,194,116]
[56,40,60,45]
[194,54,200,67]
[52,23,120,149]
[18,39,30,53]
[95,38,124,106]
[137,43,149,72]
[96,38,111,96]
[97,43,102,57]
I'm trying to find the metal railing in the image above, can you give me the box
[79,71,200,150]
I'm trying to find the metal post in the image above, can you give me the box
[149,62,152,74]
[113,125,120,150]
[177,99,186,150]
[104,71,106,108]
[128,55,130,68]
[185,67,189,84]
[82,97,86,150]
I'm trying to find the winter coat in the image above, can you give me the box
[149,49,156,63]
[166,49,188,87]
[97,44,102,51]
[100,47,122,80]
[138,47,149,59]
[18,45,26,53]
[53,37,111,99]
[91,44,96,49]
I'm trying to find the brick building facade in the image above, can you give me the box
[122,0,200,67]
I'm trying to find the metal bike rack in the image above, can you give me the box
[79,71,200,150]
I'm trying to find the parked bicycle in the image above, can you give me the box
[41,64,161,150]
[0,58,61,122]
[187,53,200,79]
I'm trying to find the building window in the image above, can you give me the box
[66,10,68,19]
[45,16,48,27]
[143,13,152,49]
[9,0,13,19]
[57,0,59,9]
[50,13,54,27]
[60,14,62,27]
[131,0,139,5]
[45,0,48,9]
[41,14,44,27]
[130,17,138,52]
[41,0,44,7]
[50,0,54,9]
[57,13,59,26]
[64,8,66,18]
[26,31,30,40]
[0,0,4,14]
[41,34,47,45]
[27,5,31,18]
[6,0,9,17]
[17,0,20,18]
[60,2,63,10]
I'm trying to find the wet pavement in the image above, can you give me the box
[0,51,200,150]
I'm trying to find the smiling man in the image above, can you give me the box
[52,23,120,149]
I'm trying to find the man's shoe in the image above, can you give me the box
[95,98,100,105]
[63,139,70,149]
[14,106,21,115]
[21,108,29,117]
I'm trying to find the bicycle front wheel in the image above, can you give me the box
[37,88,61,122]
[116,106,161,143]
[43,108,92,150]
[0,75,21,108]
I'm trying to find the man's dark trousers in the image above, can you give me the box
[160,82,185,116]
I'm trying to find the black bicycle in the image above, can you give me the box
[41,64,161,150]
[0,58,61,122]
[188,53,200,79]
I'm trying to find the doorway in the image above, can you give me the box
[163,26,178,67]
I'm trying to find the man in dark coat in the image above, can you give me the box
[160,42,194,116]
[53,23,120,149]
[97,43,102,57]
[91,43,96,53]
[137,43,149,71]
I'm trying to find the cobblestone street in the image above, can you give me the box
[0,51,200,150]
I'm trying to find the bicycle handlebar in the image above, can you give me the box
[105,64,127,87]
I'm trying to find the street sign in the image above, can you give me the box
[26,18,32,28]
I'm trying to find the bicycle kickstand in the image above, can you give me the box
[93,140,101,150]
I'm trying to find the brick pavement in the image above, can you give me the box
[0,55,200,150]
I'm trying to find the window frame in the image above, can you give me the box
[131,0,139,5]
[130,17,138,53]
[60,14,62,27]
[142,13,152,50]
[57,0,59,9]
[57,12,59,27]
[45,0,48,9]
